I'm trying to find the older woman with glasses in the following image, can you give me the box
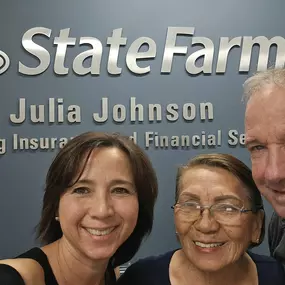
[117,153,285,285]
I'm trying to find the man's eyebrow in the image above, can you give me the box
[276,131,285,142]
[244,138,259,148]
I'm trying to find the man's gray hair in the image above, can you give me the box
[243,68,285,103]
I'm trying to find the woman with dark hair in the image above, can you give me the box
[0,132,158,285]
[118,153,285,285]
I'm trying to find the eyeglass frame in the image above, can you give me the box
[171,201,263,223]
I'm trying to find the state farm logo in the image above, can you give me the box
[0,50,10,74]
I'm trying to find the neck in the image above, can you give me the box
[43,239,110,285]
[172,250,253,285]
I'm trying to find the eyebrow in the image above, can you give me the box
[214,195,242,203]
[75,178,134,187]
[244,138,260,148]
[109,179,135,187]
[179,193,242,203]
[178,193,200,200]
[276,131,285,142]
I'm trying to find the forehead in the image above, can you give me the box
[78,147,133,180]
[245,86,285,141]
[179,166,248,200]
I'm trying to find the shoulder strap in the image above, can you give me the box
[0,264,25,285]
[17,247,58,284]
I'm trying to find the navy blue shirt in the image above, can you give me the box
[117,250,285,285]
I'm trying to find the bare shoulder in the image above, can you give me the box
[0,258,45,285]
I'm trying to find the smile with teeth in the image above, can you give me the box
[85,227,115,236]
[194,241,225,248]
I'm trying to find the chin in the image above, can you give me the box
[85,249,116,261]
[273,204,285,218]
[194,260,227,272]
[81,244,119,262]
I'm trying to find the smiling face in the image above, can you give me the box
[174,166,262,272]
[57,147,139,263]
[245,85,285,217]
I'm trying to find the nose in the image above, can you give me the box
[264,147,285,185]
[194,209,219,233]
[88,192,115,219]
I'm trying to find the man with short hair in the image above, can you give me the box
[244,68,285,263]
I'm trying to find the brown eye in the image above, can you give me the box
[214,204,240,213]
[112,187,131,195]
[73,187,89,195]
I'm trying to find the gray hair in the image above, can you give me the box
[243,67,285,103]
[174,153,265,249]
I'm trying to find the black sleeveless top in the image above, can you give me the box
[0,247,58,284]
[0,247,116,285]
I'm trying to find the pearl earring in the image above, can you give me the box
[55,216,59,221]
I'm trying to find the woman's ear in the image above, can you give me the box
[55,210,59,221]
[251,210,264,243]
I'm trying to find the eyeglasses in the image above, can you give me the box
[171,201,263,225]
